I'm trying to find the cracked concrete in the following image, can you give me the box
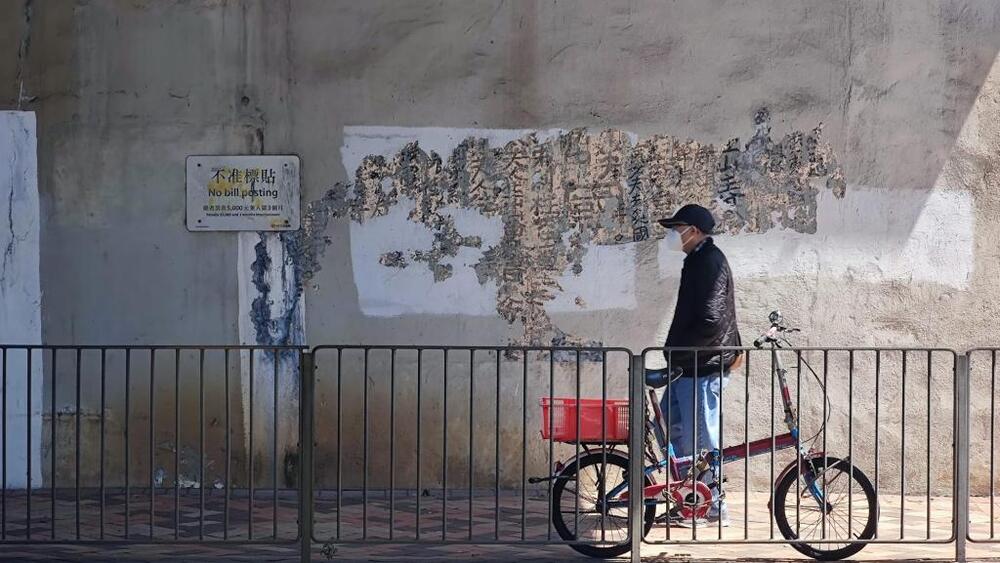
[14,0,31,109]
[0,111,41,489]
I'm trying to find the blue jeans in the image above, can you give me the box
[660,371,729,515]
[659,372,729,459]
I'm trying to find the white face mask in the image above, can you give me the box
[665,226,693,252]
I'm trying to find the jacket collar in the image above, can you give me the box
[684,237,712,261]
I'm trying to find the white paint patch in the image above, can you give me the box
[657,186,973,289]
[349,198,504,316]
[0,111,42,488]
[546,244,638,312]
[341,126,633,317]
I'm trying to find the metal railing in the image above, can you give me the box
[0,345,304,544]
[306,345,633,548]
[0,344,993,562]
[637,347,959,547]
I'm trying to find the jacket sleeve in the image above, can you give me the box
[692,260,729,338]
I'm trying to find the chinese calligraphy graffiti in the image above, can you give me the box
[285,110,846,348]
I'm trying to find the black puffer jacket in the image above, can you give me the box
[663,238,742,376]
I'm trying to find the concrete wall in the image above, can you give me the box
[3,0,1000,494]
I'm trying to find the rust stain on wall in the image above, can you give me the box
[294,109,845,347]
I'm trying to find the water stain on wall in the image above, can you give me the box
[284,109,845,348]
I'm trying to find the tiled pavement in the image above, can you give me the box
[0,489,997,561]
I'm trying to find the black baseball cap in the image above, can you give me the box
[657,204,716,234]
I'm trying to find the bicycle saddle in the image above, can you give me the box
[644,366,683,388]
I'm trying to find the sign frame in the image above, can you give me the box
[186,154,301,232]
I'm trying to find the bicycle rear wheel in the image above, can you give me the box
[773,456,878,561]
[551,451,655,559]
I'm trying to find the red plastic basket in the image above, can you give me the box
[539,397,630,444]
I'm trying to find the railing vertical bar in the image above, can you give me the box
[901,350,906,539]
[99,349,106,540]
[390,349,397,540]
[927,350,932,540]
[496,349,502,542]
[668,350,680,541]
[992,349,997,540]
[200,349,206,541]
[224,349,230,540]
[336,348,343,540]
[149,350,155,540]
[848,350,853,540]
[769,347,775,540]
[415,348,421,541]
[955,353,970,561]
[174,350,180,540]
[299,350,315,563]
[718,348,724,540]
[600,351,607,544]
[26,348,32,540]
[272,348,278,540]
[574,350,580,538]
[547,350,553,542]
[1,347,5,540]
[821,349,828,540]
[521,351,527,541]
[124,349,130,539]
[743,349,749,541]
[467,350,473,541]
[628,353,644,563]
[874,350,880,539]
[75,348,81,540]
[693,351,699,538]
[795,350,801,538]
[249,350,255,540]
[666,350,673,542]
[51,348,56,540]
[442,349,448,541]
[363,348,369,540]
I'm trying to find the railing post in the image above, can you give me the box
[629,354,645,563]
[300,350,316,563]
[955,353,970,562]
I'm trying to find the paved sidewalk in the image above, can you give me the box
[0,489,996,561]
[1,542,999,562]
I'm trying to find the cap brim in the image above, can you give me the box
[656,217,686,227]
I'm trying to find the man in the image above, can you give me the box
[657,203,742,526]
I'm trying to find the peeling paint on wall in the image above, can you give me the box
[294,110,845,347]
[237,231,303,482]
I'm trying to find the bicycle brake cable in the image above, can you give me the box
[780,337,832,448]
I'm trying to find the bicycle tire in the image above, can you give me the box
[773,456,878,561]
[550,451,656,559]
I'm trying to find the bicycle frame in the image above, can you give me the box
[599,343,829,512]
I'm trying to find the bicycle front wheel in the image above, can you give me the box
[551,451,655,559]
[773,456,878,561]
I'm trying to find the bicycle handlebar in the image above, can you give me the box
[753,324,801,348]
[753,326,779,348]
